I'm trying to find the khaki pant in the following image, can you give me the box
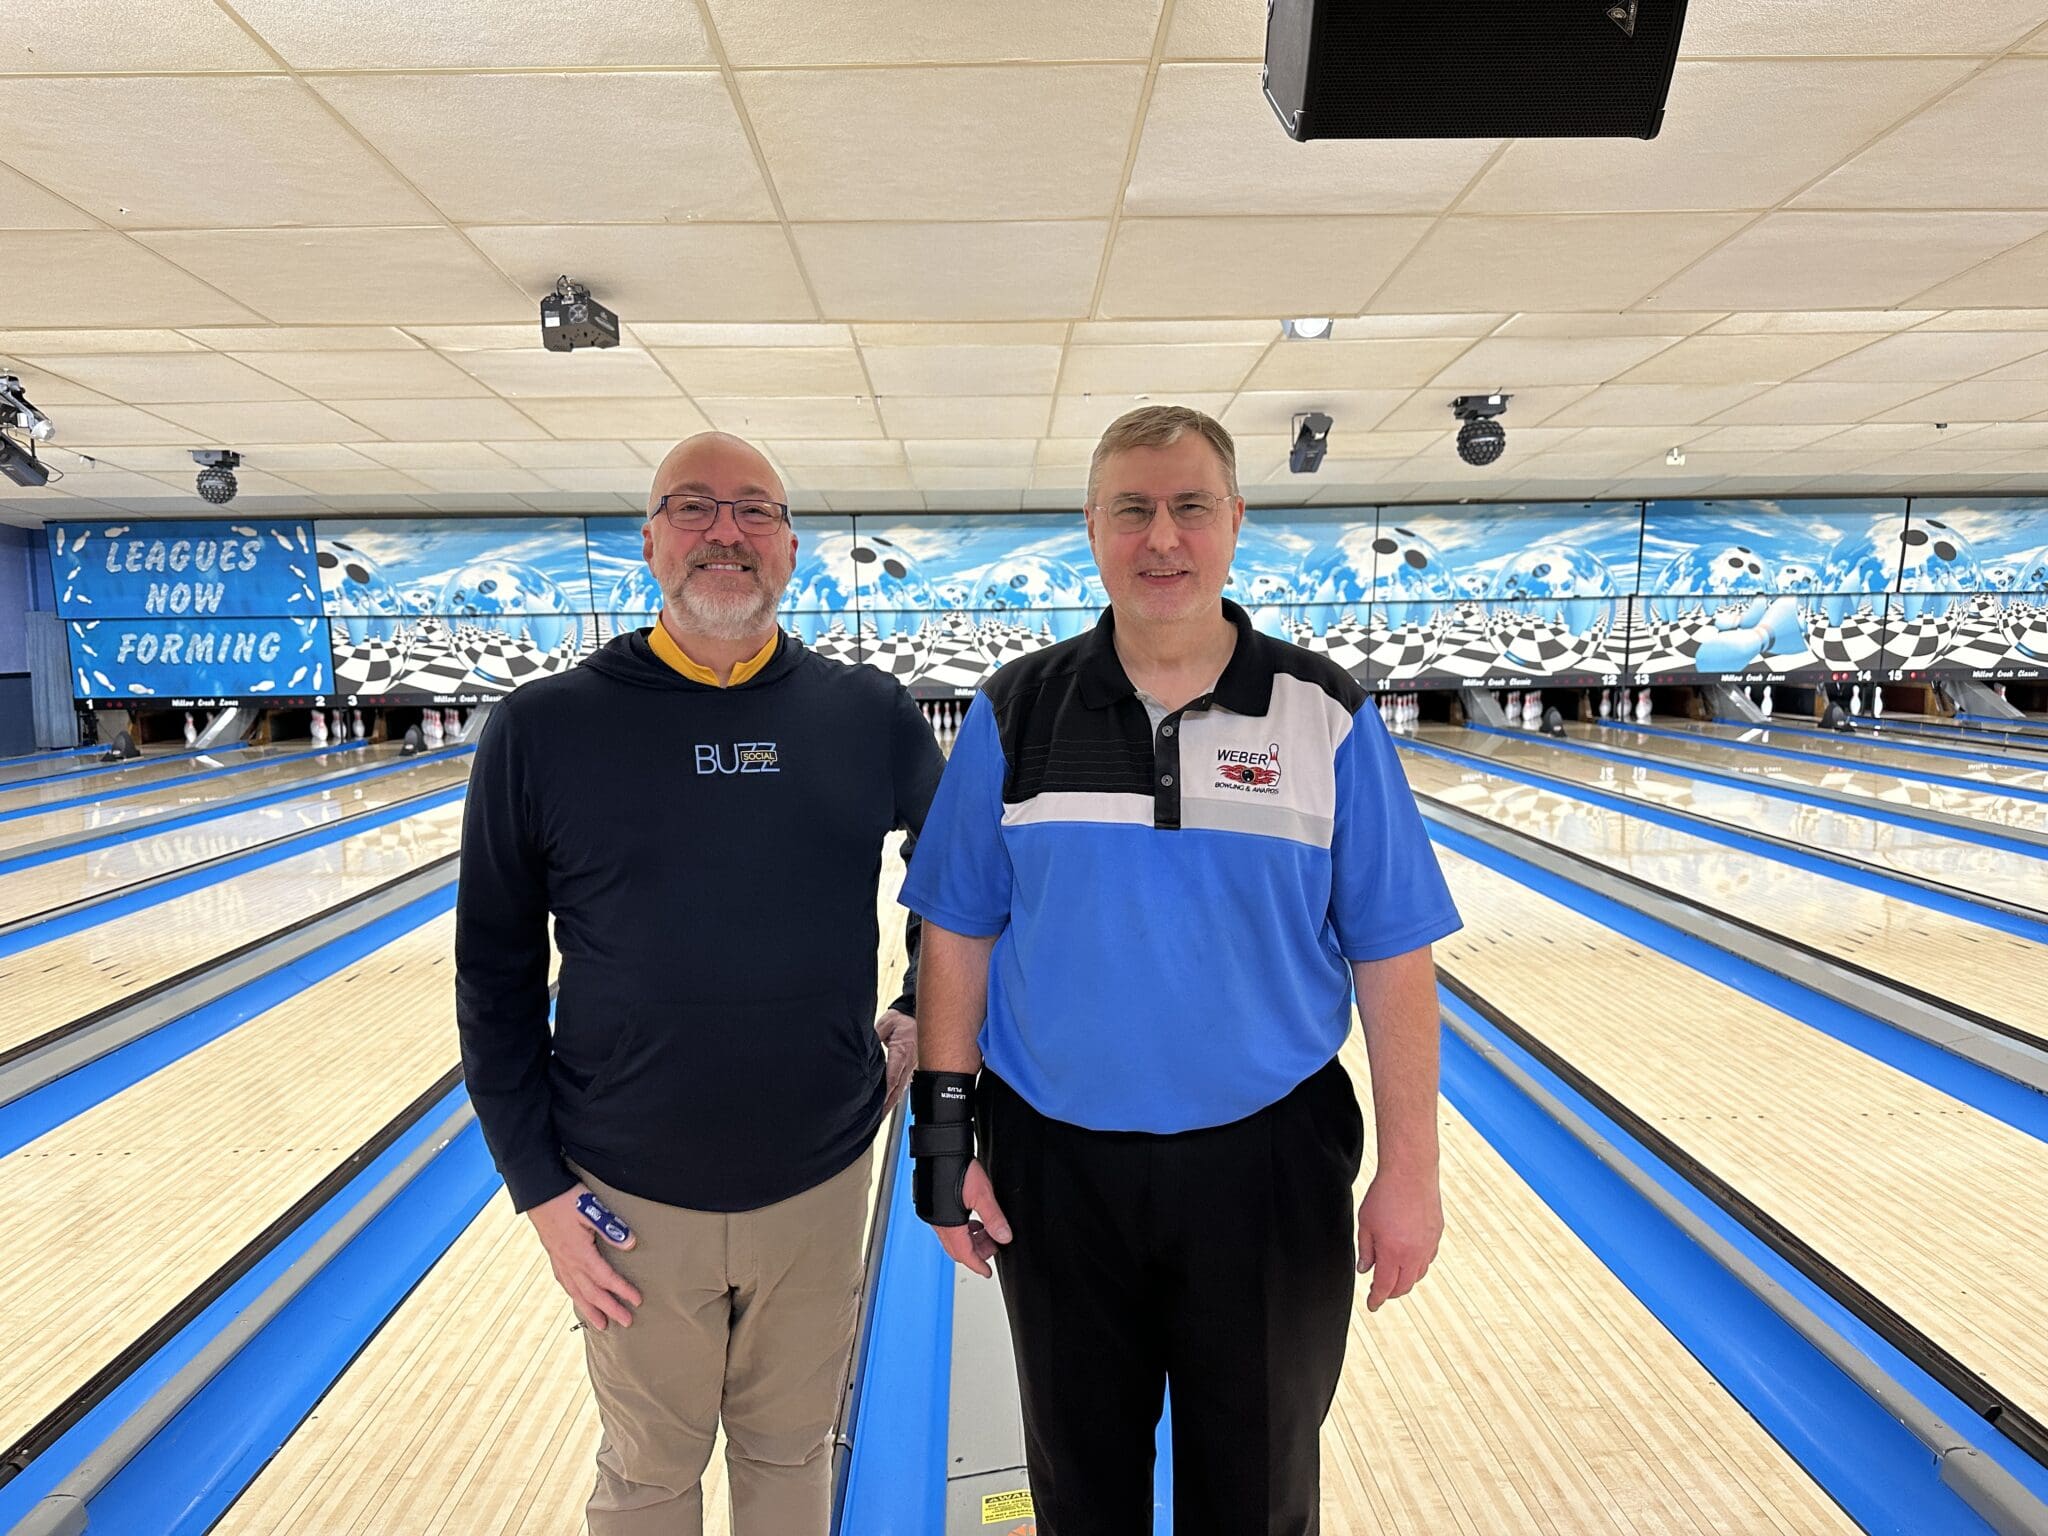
[572,1147,874,1536]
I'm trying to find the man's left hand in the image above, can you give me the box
[875,1008,917,1111]
[1356,1166,1442,1312]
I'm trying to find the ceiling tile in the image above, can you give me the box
[452,348,680,399]
[1814,422,1989,454]
[795,222,1106,321]
[0,330,204,356]
[0,232,258,326]
[824,489,931,512]
[1680,0,2047,54]
[228,0,712,68]
[1126,64,1498,217]
[313,72,774,224]
[1916,309,2048,331]
[860,344,1063,396]
[742,66,1141,221]
[1911,230,2048,309]
[0,162,98,230]
[22,352,304,402]
[0,361,109,406]
[1464,61,1969,214]
[1494,313,1726,338]
[876,396,1052,438]
[3,0,274,70]
[324,396,549,440]
[1059,343,1266,393]
[1797,62,2048,212]
[1683,424,1848,452]
[920,490,1024,512]
[77,442,366,473]
[40,403,196,444]
[468,224,816,321]
[148,399,384,442]
[1707,310,1942,333]
[901,439,1038,468]
[1049,392,1233,438]
[348,441,511,470]
[1643,212,2048,310]
[698,396,884,437]
[401,324,550,351]
[1102,217,1432,318]
[1068,321,1274,345]
[1798,330,2048,382]
[1871,380,2048,423]
[1614,332,1887,384]
[482,440,644,469]
[909,465,1031,491]
[184,326,423,351]
[653,347,868,396]
[1243,338,1471,390]
[1702,381,1938,424]
[138,227,530,324]
[1036,438,1101,469]
[1220,389,1409,435]
[631,323,854,348]
[1544,383,1773,426]
[1369,214,1749,313]
[791,465,916,492]
[1431,336,1682,388]
[765,440,905,467]
[517,398,714,439]
[229,348,493,398]
[405,468,551,495]
[703,0,1162,64]
[1163,0,1262,59]
[0,77,438,229]
[520,491,642,513]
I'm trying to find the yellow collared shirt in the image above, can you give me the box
[648,618,778,688]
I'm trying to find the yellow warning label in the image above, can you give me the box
[981,1487,1035,1524]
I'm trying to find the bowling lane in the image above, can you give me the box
[0,795,467,1052]
[0,910,555,1455]
[1421,727,2046,914]
[0,743,206,792]
[1649,718,2048,797]
[218,864,1853,1536]
[0,741,306,816]
[1400,749,2047,1044]
[1433,845,2048,1429]
[1586,721,2048,835]
[0,741,411,854]
[0,752,473,927]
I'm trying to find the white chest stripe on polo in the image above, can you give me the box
[1178,673,1354,849]
[1001,790,1154,829]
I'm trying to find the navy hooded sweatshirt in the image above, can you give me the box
[454,626,944,1214]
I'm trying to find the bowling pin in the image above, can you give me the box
[422,710,442,748]
[183,711,197,745]
[1872,687,1885,718]
[353,709,367,740]
[310,709,328,747]
[1598,689,1611,719]
[1636,688,1652,723]
[1762,685,1774,716]
[1521,692,1538,729]
[1850,686,1863,716]
[1506,691,1520,721]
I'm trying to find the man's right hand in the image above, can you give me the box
[931,1159,1012,1279]
[528,1182,643,1331]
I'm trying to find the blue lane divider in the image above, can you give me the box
[1152,1398,1172,1535]
[0,745,473,879]
[1427,817,2048,1141]
[0,739,366,824]
[0,743,223,791]
[1611,721,2048,806]
[0,1081,493,1534]
[1465,724,2048,862]
[1440,995,2035,1533]
[1702,718,2048,771]
[1399,739,2048,946]
[0,782,467,963]
[0,882,455,1157]
[837,1118,954,1536]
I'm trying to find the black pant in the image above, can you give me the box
[979,1058,1365,1536]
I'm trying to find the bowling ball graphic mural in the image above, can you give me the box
[317,539,408,644]
[977,554,1094,640]
[1487,543,1619,634]
[439,559,577,652]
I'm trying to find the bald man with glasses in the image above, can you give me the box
[456,432,944,1535]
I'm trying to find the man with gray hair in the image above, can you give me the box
[903,406,1459,1532]
[456,432,943,1534]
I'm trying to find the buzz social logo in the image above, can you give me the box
[696,742,781,775]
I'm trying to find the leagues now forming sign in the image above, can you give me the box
[68,617,332,702]
[50,520,324,619]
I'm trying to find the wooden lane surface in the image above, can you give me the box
[0,754,471,928]
[218,860,1850,1536]
[1432,846,2048,1428]
[1401,750,2048,1045]
[0,744,268,802]
[1651,719,2048,795]
[0,911,529,1451]
[0,743,408,854]
[0,797,468,1055]
[216,841,916,1536]
[1425,727,2047,914]
[1586,723,2048,835]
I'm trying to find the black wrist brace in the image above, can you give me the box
[909,1069,977,1227]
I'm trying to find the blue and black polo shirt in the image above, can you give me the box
[900,600,1462,1133]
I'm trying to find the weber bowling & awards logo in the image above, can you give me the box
[1214,741,1282,794]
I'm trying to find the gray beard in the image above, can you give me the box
[662,567,785,641]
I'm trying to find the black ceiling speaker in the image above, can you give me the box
[1264,0,1689,141]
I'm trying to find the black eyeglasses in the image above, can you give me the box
[653,495,790,533]
[1093,493,1239,534]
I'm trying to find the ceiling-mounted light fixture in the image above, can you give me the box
[1666,447,1686,466]
[1281,317,1333,340]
